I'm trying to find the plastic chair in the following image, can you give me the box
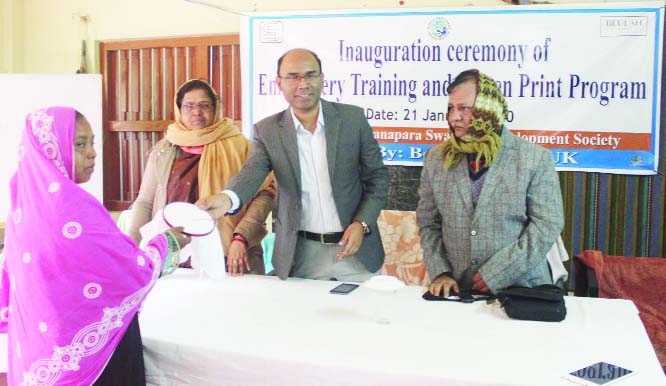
[261,233,275,275]
[115,209,134,236]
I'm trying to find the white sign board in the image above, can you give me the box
[241,2,664,174]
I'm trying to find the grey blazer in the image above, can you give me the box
[416,129,564,292]
[227,100,388,279]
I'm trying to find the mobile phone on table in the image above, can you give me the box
[562,361,635,385]
[329,283,359,295]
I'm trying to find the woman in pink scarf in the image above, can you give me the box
[0,107,189,386]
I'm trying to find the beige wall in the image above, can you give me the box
[2,0,642,74]
[1,0,24,73]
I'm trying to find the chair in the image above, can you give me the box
[574,250,666,371]
[376,209,570,288]
[114,209,134,235]
[546,236,569,288]
[261,233,275,274]
[377,210,429,286]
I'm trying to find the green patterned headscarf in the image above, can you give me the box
[440,70,508,171]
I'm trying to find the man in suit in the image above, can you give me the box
[196,48,388,281]
[417,69,564,297]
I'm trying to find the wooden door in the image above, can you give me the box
[99,35,241,210]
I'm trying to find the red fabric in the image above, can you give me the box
[575,250,666,367]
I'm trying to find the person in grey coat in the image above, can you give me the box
[417,69,564,296]
[197,48,388,281]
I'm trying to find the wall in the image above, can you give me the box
[0,0,23,73]
[0,74,104,222]
[2,0,664,265]
[2,0,641,75]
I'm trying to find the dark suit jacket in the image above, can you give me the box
[227,100,388,279]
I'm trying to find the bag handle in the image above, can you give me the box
[422,289,495,303]
[497,285,564,302]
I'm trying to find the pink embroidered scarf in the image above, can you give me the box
[0,107,166,386]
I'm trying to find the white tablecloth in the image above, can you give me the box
[139,269,666,386]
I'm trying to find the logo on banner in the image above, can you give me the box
[600,16,648,37]
[630,156,646,166]
[428,18,450,39]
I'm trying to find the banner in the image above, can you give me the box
[241,3,664,174]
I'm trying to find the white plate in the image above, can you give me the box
[362,275,405,291]
[162,202,215,236]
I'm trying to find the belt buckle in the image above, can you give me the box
[320,233,335,245]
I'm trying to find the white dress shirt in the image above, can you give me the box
[290,103,344,233]
[225,102,344,233]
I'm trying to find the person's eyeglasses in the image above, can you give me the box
[279,73,321,85]
[181,102,213,113]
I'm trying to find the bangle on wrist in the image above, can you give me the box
[162,231,182,276]
[232,233,248,248]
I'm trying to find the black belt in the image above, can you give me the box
[297,230,344,244]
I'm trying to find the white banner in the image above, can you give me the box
[241,2,664,174]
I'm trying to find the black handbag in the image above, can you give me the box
[496,284,567,322]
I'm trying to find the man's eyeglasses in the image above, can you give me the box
[181,102,213,113]
[278,73,322,85]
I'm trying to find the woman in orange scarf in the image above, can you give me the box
[128,79,275,275]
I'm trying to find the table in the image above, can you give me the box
[139,269,666,386]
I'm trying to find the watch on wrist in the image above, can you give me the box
[359,221,371,236]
